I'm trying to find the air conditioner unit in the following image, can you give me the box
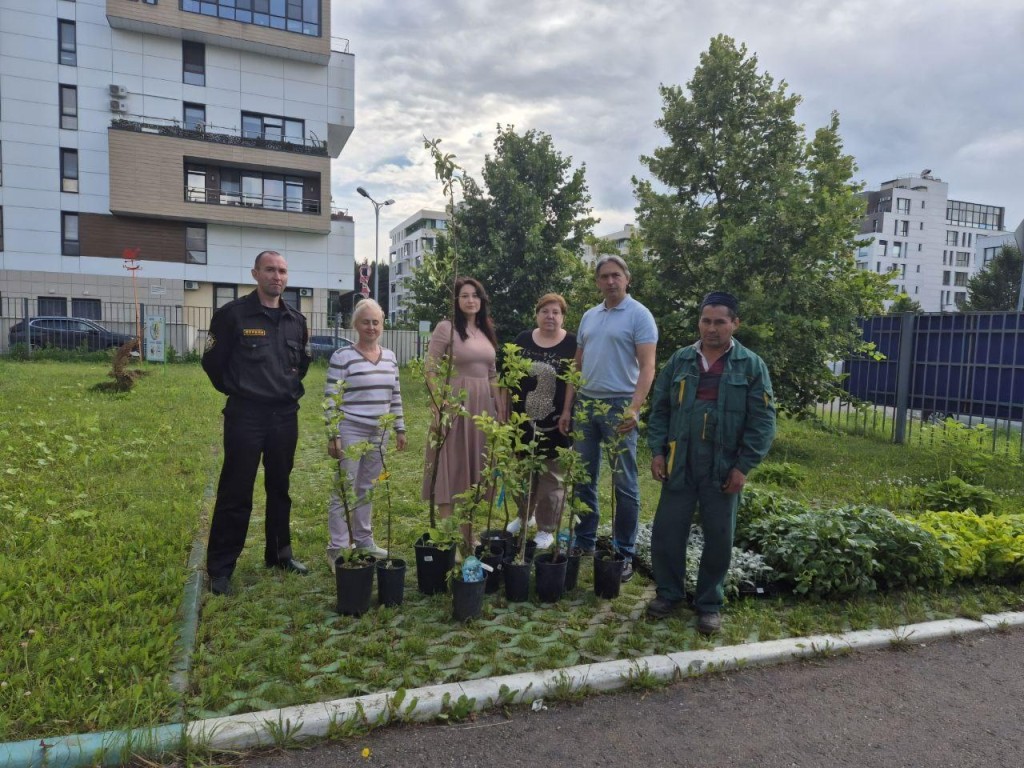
[298,288,313,297]
[184,280,200,291]
[109,84,128,97]
[109,99,127,113]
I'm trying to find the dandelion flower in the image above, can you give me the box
[361,747,371,758]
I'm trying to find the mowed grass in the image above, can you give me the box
[2,359,1023,743]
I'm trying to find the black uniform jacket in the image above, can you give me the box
[202,290,311,408]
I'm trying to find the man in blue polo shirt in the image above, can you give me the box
[558,254,657,582]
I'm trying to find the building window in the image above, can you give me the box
[58,20,76,66]
[60,149,79,193]
[946,231,958,246]
[946,200,1004,231]
[983,246,1000,265]
[954,292,967,308]
[282,288,299,310]
[214,285,236,309]
[182,0,321,36]
[183,41,205,86]
[185,224,207,264]
[942,271,950,286]
[241,112,305,144]
[59,84,78,130]
[62,212,80,255]
[956,252,970,267]
[954,272,968,287]
[183,103,206,131]
[187,163,318,212]
[896,197,910,214]
[72,298,101,319]
[878,240,887,258]
[0,142,3,185]
[893,242,903,259]
[0,207,4,251]
[39,297,68,316]
[895,220,909,236]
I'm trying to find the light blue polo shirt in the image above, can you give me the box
[577,294,658,399]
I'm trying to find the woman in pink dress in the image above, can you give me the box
[422,277,506,536]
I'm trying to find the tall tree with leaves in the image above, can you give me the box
[963,245,1022,311]
[633,35,892,414]
[457,124,597,340]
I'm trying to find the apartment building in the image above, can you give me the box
[387,208,447,324]
[582,223,636,265]
[0,0,354,343]
[857,172,1006,312]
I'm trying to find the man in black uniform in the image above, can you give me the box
[202,250,312,595]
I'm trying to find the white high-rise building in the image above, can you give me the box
[387,208,448,324]
[0,0,354,342]
[857,172,1006,311]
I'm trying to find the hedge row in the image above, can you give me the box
[735,488,1024,598]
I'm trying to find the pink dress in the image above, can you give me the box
[421,320,498,505]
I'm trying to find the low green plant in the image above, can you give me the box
[914,511,1024,581]
[750,462,806,489]
[917,476,997,515]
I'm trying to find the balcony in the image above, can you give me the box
[106,0,332,64]
[111,117,328,157]
[108,126,330,234]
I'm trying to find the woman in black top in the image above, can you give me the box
[507,293,577,549]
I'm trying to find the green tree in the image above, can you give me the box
[457,124,597,340]
[887,293,924,314]
[632,35,893,414]
[963,244,1022,311]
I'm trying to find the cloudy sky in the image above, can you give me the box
[329,0,1024,265]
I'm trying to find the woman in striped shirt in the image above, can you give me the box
[325,299,406,567]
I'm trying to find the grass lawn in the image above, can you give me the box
[2,358,1023,742]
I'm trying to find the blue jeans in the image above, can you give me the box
[572,397,640,558]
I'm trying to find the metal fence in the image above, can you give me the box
[0,297,425,364]
[820,311,1024,456]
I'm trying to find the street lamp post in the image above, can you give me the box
[356,186,394,307]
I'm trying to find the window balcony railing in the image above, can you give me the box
[185,185,321,214]
[111,116,329,157]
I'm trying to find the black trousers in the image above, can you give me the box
[207,402,299,578]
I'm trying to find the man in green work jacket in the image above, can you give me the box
[645,291,776,635]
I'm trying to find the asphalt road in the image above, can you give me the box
[240,627,1024,768]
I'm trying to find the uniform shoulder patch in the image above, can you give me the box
[204,334,216,352]
[242,328,268,337]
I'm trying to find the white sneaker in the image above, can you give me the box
[533,531,554,549]
[359,542,389,559]
[506,517,536,535]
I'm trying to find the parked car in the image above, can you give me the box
[8,317,134,352]
[308,334,353,361]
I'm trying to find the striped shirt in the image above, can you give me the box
[324,346,405,432]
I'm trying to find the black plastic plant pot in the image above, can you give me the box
[480,528,514,557]
[564,551,582,592]
[534,553,567,603]
[451,575,486,622]
[335,555,376,616]
[376,558,406,608]
[503,560,531,603]
[414,534,456,595]
[524,538,538,563]
[593,551,625,599]
[479,551,505,594]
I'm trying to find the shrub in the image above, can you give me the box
[914,511,1024,581]
[735,487,810,543]
[917,476,996,515]
[741,503,946,597]
[749,462,806,489]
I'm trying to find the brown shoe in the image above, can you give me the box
[697,612,721,636]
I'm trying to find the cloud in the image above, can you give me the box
[333,0,1024,268]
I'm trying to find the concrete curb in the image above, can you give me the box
[5,611,1024,766]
